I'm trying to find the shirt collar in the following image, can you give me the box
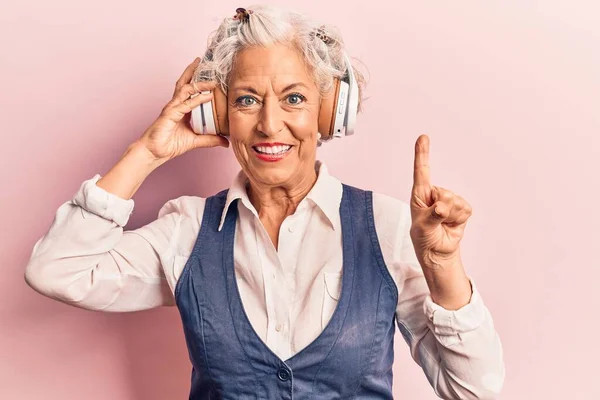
[217,160,342,231]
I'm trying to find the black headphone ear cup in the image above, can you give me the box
[213,86,229,135]
[318,78,341,140]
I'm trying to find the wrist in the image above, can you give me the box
[421,259,472,310]
[126,140,168,172]
[96,141,164,201]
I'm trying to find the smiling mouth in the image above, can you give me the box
[252,144,293,155]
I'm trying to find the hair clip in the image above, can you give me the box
[233,7,253,23]
[315,26,331,45]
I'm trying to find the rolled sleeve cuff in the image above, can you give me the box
[72,174,135,227]
[423,276,486,336]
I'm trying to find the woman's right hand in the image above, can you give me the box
[137,57,229,163]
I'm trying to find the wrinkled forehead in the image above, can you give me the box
[228,45,316,90]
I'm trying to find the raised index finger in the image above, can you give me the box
[413,134,431,188]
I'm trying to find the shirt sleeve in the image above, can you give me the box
[372,193,505,400]
[24,174,186,312]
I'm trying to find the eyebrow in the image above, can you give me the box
[231,82,310,94]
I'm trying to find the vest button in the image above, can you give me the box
[277,368,290,381]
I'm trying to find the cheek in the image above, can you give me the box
[228,113,253,149]
[231,139,249,162]
[229,112,252,136]
[289,111,319,140]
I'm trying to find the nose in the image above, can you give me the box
[256,95,285,137]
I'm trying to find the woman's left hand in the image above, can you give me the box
[409,134,473,270]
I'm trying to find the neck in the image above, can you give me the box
[247,166,318,219]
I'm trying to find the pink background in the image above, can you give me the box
[2,0,598,398]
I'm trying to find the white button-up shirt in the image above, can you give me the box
[24,161,505,399]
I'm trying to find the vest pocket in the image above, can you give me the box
[322,271,342,329]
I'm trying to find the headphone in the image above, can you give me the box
[189,53,359,142]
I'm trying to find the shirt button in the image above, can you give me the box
[277,368,290,381]
[288,225,294,232]
[275,323,283,332]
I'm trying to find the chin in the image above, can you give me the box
[251,165,296,186]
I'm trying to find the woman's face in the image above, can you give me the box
[227,43,321,189]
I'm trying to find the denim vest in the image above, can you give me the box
[175,184,399,399]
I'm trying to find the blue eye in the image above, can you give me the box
[236,96,257,107]
[287,93,306,105]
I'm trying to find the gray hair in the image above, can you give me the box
[193,4,367,112]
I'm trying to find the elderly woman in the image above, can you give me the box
[24,4,504,399]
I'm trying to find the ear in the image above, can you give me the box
[213,85,229,135]
[317,78,340,140]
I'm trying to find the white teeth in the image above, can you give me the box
[255,145,292,155]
